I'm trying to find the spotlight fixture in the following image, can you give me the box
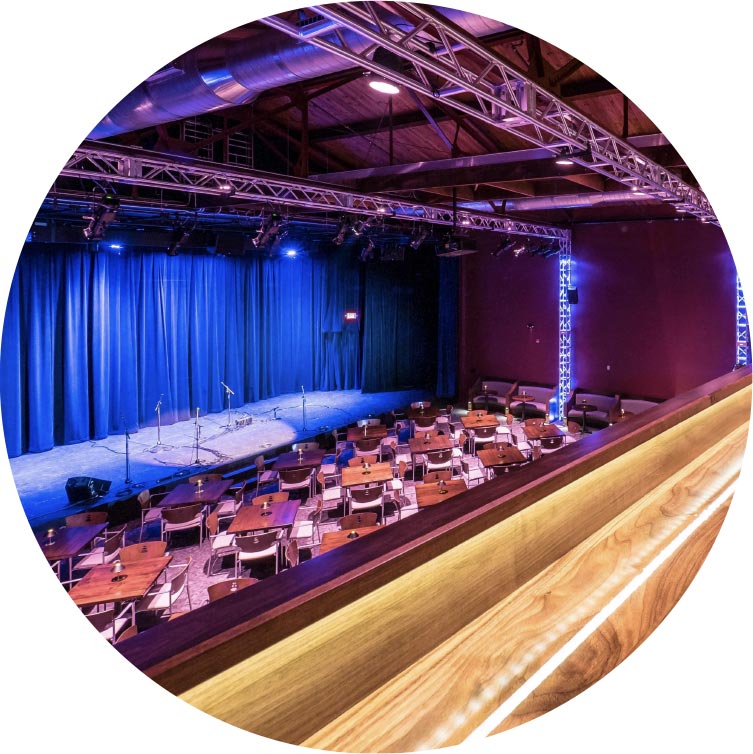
[555,144,593,166]
[409,225,429,249]
[367,47,404,95]
[82,193,120,241]
[360,237,376,261]
[352,217,371,236]
[251,213,283,248]
[167,224,193,256]
[332,216,351,246]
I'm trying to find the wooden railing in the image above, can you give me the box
[117,366,751,751]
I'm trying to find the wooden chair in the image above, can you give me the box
[207,577,258,603]
[120,540,168,563]
[65,511,108,527]
[160,503,205,545]
[339,512,378,530]
[348,484,385,520]
[235,531,281,576]
[292,441,320,452]
[136,557,193,616]
[137,488,166,542]
[216,481,246,526]
[254,455,279,495]
[71,526,126,578]
[284,538,299,569]
[279,466,315,499]
[249,491,290,505]
[205,510,238,575]
[354,436,382,457]
[85,605,132,643]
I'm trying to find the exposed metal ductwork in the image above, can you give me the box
[459,191,659,213]
[89,7,510,139]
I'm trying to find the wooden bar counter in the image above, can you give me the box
[116,367,751,751]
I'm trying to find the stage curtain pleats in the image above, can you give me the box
[0,245,371,457]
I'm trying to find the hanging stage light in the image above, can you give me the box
[409,225,429,249]
[82,193,120,241]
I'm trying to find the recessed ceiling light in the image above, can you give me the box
[369,79,400,95]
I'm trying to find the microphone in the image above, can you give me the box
[154,394,163,412]
[221,381,235,395]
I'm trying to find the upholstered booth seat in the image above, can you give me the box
[509,384,554,419]
[470,379,517,411]
[619,397,661,415]
[566,390,619,430]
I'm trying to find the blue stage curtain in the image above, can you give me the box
[1,244,362,457]
[360,257,438,393]
[436,257,459,399]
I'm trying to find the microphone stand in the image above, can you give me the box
[125,426,132,484]
[155,395,163,445]
[193,406,202,465]
[221,381,234,429]
[301,385,308,432]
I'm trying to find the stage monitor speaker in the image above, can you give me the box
[567,286,579,304]
[65,476,112,504]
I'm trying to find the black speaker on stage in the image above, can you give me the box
[567,286,579,304]
[65,476,111,504]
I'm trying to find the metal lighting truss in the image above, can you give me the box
[558,240,573,421]
[736,273,749,366]
[260,2,716,224]
[60,141,568,240]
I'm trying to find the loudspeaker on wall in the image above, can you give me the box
[567,286,579,304]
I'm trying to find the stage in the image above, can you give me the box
[11,387,429,530]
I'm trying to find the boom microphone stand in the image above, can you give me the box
[221,381,234,429]
[193,406,203,465]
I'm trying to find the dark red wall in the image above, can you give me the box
[458,236,560,400]
[459,220,737,402]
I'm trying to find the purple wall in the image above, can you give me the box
[459,220,737,402]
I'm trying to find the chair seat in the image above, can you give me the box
[136,582,172,612]
[238,543,278,561]
[143,508,161,523]
[212,532,236,552]
[74,546,119,571]
[290,521,314,541]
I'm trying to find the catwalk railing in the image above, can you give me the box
[117,366,751,750]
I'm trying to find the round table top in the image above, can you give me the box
[577,402,598,412]
[513,393,534,402]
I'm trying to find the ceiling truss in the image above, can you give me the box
[259,2,716,224]
[59,141,569,241]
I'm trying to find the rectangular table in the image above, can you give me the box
[228,500,300,535]
[477,446,526,472]
[415,478,467,508]
[273,449,327,471]
[318,526,382,555]
[461,414,501,430]
[522,424,566,441]
[158,479,233,508]
[37,522,108,586]
[340,462,394,488]
[69,555,172,620]
[346,425,389,441]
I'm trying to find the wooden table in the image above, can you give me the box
[228,500,300,535]
[273,449,327,471]
[346,425,389,441]
[36,522,108,585]
[408,434,453,471]
[522,424,566,441]
[69,555,172,620]
[415,478,467,508]
[575,402,597,434]
[340,462,394,488]
[512,393,535,421]
[477,446,526,475]
[159,479,233,508]
[318,526,382,555]
[405,406,440,420]
[246,491,290,505]
[461,413,500,430]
